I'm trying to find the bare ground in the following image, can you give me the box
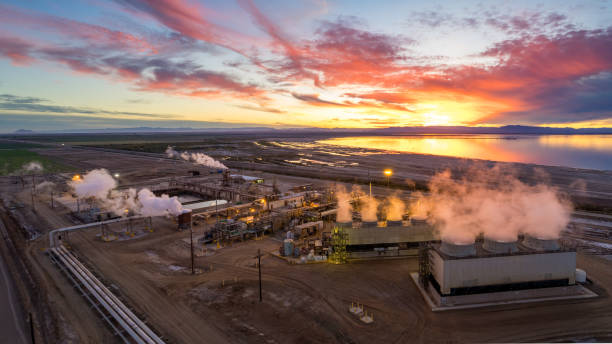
[0,141,610,343]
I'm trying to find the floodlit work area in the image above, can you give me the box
[1,140,612,343]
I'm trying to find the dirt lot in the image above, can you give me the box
[64,219,612,343]
[0,139,611,343]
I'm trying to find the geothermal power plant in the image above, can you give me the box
[47,152,594,313]
[1,141,609,343]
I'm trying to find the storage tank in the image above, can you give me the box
[440,240,476,257]
[522,235,560,251]
[283,239,294,257]
[482,238,518,254]
[177,210,192,230]
[575,268,587,283]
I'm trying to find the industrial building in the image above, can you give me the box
[413,236,596,309]
[429,237,576,295]
[335,217,435,259]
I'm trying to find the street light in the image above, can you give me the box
[383,169,392,187]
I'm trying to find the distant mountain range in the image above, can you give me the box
[6,125,612,135]
[374,125,612,135]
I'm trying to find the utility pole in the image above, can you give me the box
[256,249,262,302]
[29,312,35,344]
[50,191,54,208]
[31,185,36,211]
[190,215,195,275]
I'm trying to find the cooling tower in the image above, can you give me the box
[362,221,377,228]
[483,238,519,254]
[410,215,428,226]
[387,220,402,227]
[522,235,560,251]
[440,240,476,257]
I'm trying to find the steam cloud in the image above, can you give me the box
[335,185,352,222]
[335,185,407,223]
[137,189,184,217]
[69,169,117,199]
[35,181,55,191]
[23,162,43,172]
[385,195,405,221]
[69,169,186,217]
[361,196,379,222]
[165,146,227,169]
[412,166,573,244]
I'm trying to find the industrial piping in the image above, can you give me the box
[50,246,165,343]
[48,216,146,247]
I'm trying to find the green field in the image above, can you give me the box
[0,149,73,175]
[0,141,46,149]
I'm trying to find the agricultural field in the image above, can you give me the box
[0,142,73,175]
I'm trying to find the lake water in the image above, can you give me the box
[319,135,612,171]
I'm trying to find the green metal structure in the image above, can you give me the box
[329,224,349,264]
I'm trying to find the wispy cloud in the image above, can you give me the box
[0,1,610,128]
[0,94,173,119]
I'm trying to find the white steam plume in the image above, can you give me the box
[35,181,55,191]
[68,169,185,217]
[408,194,429,220]
[137,189,184,216]
[165,146,180,158]
[105,188,138,216]
[166,146,227,169]
[69,169,117,199]
[335,185,352,222]
[415,165,572,244]
[23,162,43,172]
[385,195,405,221]
[361,196,379,222]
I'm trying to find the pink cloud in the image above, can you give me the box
[0,4,156,53]
[0,35,34,65]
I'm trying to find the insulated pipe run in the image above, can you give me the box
[48,216,147,247]
[53,246,164,344]
[57,246,164,344]
[51,247,149,344]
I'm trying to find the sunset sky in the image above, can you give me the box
[0,0,611,131]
